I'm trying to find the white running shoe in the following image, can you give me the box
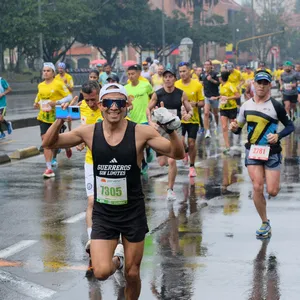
[113,244,125,287]
[85,240,91,254]
[167,189,176,200]
[205,130,211,139]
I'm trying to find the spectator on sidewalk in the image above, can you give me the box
[0,76,13,139]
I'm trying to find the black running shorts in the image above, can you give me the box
[181,123,199,140]
[220,108,238,120]
[91,215,149,243]
[282,94,298,103]
[39,121,67,136]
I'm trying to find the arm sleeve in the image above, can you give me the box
[272,99,295,139]
[56,94,72,105]
[234,103,246,134]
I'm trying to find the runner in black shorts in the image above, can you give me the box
[42,83,184,298]
[147,68,192,200]
[175,62,205,177]
[230,71,294,238]
[279,61,298,120]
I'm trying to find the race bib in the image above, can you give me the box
[220,97,228,105]
[81,116,87,125]
[40,100,52,112]
[168,109,177,117]
[96,177,128,205]
[248,145,270,161]
[284,83,292,91]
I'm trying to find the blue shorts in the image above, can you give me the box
[245,149,281,170]
[204,98,219,109]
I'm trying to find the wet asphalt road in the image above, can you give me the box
[1,122,300,300]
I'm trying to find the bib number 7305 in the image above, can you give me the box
[96,177,128,205]
[101,186,122,197]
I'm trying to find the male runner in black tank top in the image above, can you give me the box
[42,83,184,299]
[147,69,192,200]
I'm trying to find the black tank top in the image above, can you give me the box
[92,121,145,224]
[156,87,183,119]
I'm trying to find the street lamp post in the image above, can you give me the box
[38,0,43,63]
[162,0,166,65]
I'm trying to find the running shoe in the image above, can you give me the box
[183,153,189,164]
[146,148,154,163]
[256,220,271,237]
[66,148,72,159]
[198,127,205,135]
[189,166,197,177]
[113,244,125,287]
[141,163,148,175]
[0,132,6,139]
[167,188,176,200]
[205,130,211,139]
[85,259,93,278]
[85,240,91,255]
[7,122,13,135]
[51,158,58,167]
[223,148,230,155]
[43,169,55,178]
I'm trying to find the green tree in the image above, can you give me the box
[78,0,151,65]
[131,9,191,61]
[41,0,90,63]
[232,2,286,63]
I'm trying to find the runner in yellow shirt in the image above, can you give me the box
[56,62,74,138]
[241,66,254,96]
[33,62,72,178]
[56,62,74,93]
[75,81,102,260]
[151,65,164,91]
[175,62,204,177]
[225,63,244,107]
[256,61,273,76]
[274,64,284,91]
[212,71,240,154]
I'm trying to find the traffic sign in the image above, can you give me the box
[271,46,279,54]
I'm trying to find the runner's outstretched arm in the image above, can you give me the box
[42,119,87,149]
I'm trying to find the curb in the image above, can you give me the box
[11,118,39,130]
[9,146,40,160]
[0,153,11,164]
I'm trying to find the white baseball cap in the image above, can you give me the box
[99,83,128,101]
[43,62,56,72]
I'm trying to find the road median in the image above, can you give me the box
[9,146,40,160]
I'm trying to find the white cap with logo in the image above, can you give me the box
[99,83,128,101]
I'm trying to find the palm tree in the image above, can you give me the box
[175,0,219,24]
[175,0,219,63]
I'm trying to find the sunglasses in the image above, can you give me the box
[256,80,270,86]
[102,99,127,109]
[178,62,190,67]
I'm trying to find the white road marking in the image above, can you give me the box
[0,240,37,259]
[0,270,56,299]
[61,212,86,224]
